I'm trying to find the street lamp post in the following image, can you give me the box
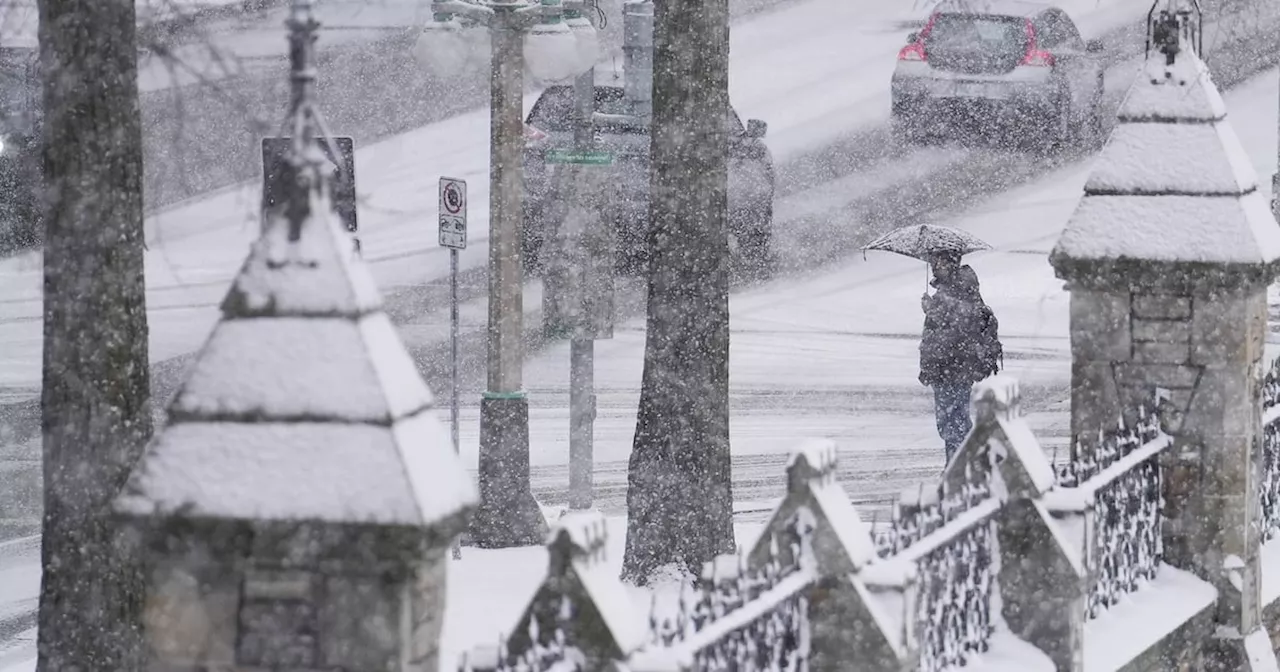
[416,0,597,548]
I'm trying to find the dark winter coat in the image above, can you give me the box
[919,265,999,386]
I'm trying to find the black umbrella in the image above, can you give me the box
[862,224,992,292]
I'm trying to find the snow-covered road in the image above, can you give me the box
[0,57,1274,672]
[0,0,1160,400]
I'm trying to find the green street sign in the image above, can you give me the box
[545,149,614,165]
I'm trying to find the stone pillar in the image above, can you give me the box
[114,133,475,671]
[1050,26,1280,669]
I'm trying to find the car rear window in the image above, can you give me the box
[926,14,1027,56]
[526,85,748,136]
[526,86,631,133]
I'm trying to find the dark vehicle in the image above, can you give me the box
[521,76,775,272]
[890,0,1106,147]
[0,45,41,252]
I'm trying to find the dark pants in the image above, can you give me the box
[933,382,973,462]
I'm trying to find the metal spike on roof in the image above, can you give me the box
[271,0,346,239]
[1145,0,1201,65]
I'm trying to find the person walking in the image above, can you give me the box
[918,251,1003,462]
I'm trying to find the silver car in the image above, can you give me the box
[890,0,1106,148]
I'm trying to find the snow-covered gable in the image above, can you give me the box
[1052,47,1280,270]
[508,511,646,663]
[116,158,476,528]
[750,439,877,574]
[555,511,646,656]
[946,376,1055,499]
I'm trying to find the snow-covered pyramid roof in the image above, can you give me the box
[1052,49,1280,269]
[117,152,476,528]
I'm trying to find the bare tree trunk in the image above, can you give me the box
[36,0,152,668]
[622,0,734,584]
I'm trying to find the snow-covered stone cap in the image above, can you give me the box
[116,164,476,529]
[222,172,382,319]
[114,412,474,527]
[168,313,435,424]
[1053,47,1280,273]
[1083,122,1255,196]
[1057,193,1280,266]
[1116,49,1224,124]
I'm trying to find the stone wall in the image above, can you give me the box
[137,519,450,672]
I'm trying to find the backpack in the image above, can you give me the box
[976,303,1004,378]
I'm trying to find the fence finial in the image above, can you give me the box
[785,439,840,494]
[971,375,1021,427]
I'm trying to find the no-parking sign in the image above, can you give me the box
[439,177,467,249]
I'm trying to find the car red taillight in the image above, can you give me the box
[898,12,939,62]
[1020,19,1055,67]
[898,43,927,61]
[524,123,549,150]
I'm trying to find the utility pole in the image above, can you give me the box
[421,0,596,548]
[473,1,546,547]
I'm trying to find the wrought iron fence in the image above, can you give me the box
[494,633,582,672]
[872,468,996,671]
[1053,398,1164,619]
[916,520,996,672]
[649,509,815,672]
[1055,401,1162,487]
[687,591,809,672]
[873,468,992,558]
[1262,355,1280,538]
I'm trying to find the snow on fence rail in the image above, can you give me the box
[1050,400,1166,619]
[463,377,1215,672]
[644,540,813,672]
[461,506,818,672]
[870,469,998,671]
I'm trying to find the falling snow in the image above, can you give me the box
[4,0,1280,669]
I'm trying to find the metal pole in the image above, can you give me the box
[568,62,596,510]
[622,1,653,119]
[472,5,546,548]
[450,247,463,559]
[568,340,595,508]
[451,248,460,455]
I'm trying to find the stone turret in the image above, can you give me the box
[114,141,475,669]
[1049,6,1280,667]
[113,5,475,665]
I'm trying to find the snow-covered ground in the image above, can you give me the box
[0,62,1274,672]
[0,0,1159,400]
